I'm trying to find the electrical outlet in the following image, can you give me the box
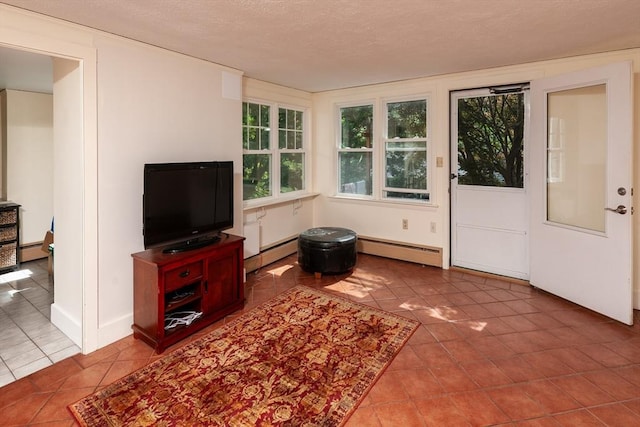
[402,219,408,230]
[430,222,436,233]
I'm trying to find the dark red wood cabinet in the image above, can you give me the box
[131,234,244,353]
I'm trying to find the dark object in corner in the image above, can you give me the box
[298,227,357,277]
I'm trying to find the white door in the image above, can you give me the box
[451,87,529,279]
[530,62,633,325]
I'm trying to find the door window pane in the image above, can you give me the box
[546,84,606,232]
[457,93,524,187]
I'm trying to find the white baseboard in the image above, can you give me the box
[244,235,444,273]
[245,238,298,273]
[50,303,82,347]
[97,313,134,349]
[357,235,443,267]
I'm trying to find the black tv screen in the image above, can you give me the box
[143,161,233,251]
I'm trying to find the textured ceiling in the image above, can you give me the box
[1,0,640,92]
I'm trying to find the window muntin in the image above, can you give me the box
[279,108,303,149]
[243,102,307,201]
[338,105,373,195]
[383,99,429,201]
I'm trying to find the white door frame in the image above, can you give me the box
[450,86,530,280]
[1,25,99,352]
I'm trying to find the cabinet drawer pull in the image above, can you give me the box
[179,269,190,278]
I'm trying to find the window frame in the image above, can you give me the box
[335,101,377,200]
[334,95,433,205]
[382,96,431,202]
[243,98,310,207]
[242,100,273,201]
[278,106,306,195]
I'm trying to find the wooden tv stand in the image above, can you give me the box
[131,233,244,353]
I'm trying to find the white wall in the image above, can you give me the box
[1,4,639,355]
[94,37,243,346]
[0,92,3,194]
[3,89,53,244]
[0,5,243,351]
[1,2,100,351]
[312,80,448,250]
[312,49,640,307]
[51,56,85,346]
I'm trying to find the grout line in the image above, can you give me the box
[0,259,60,386]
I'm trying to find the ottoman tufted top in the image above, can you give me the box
[298,227,356,246]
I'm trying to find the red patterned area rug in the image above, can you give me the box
[69,285,418,426]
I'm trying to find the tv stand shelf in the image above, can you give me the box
[131,233,245,353]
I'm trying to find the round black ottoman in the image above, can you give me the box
[298,227,357,277]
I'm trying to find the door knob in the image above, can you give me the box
[605,205,627,214]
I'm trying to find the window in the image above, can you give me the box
[279,108,305,194]
[337,98,430,202]
[243,102,272,200]
[384,99,429,201]
[242,101,307,202]
[338,105,373,195]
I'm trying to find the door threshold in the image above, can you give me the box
[449,266,530,287]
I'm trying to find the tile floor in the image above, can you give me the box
[1,253,639,426]
[0,258,80,387]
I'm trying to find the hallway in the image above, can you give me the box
[0,258,80,386]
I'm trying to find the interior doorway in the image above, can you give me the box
[0,47,80,386]
[0,35,97,377]
[450,85,529,279]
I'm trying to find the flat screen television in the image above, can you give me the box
[143,161,234,253]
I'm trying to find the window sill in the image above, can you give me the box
[327,195,439,209]
[243,192,320,211]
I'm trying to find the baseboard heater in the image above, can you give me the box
[244,236,299,273]
[244,234,442,273]
[357,235,442,268]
